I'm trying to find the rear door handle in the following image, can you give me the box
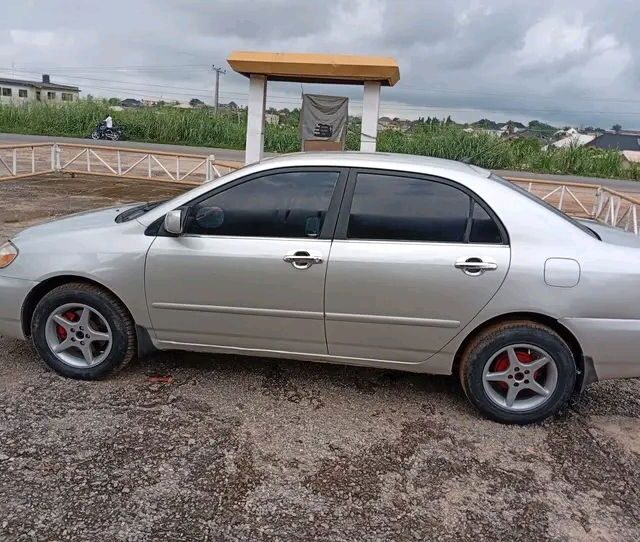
[455,257,498,276]
[284,251,323,270]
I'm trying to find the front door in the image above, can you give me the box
[325,170,510,362]
[145,167,346,354]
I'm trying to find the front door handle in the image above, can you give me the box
[284,251,323,270]
[455,257,498,276]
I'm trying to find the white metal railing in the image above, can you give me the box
[592,186,640,234]
[0,142,240,185]
[0,143,54,180]
[508,176,640,234]
[2,142,639,234]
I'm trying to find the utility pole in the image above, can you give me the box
[212,64,226,114]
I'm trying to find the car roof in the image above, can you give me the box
[256,151,491,178]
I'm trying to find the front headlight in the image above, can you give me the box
[0,241,18,269]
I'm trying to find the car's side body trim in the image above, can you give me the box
[325,312,460,328]
[151,302,324,320]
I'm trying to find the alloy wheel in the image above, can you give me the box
[482,344,558,411]
[44,303,113,368]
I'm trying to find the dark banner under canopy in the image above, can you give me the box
[300,94,349,150]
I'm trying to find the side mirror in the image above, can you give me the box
[164,209,185,235]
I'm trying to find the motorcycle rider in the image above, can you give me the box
[104,115,113,129]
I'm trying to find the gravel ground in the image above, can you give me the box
[1,175,640,541]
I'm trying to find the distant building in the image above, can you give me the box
[0,74,80,104]
[377,117,411,132]
[586,132,640,152]
[265,113,280,125]
[120,98,143,108]
[622,151,640,164]
[549,133,596,149]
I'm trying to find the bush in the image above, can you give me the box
[0,102,638,180]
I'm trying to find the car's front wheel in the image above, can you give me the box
[31,283,136,380]
[459,321,576,424]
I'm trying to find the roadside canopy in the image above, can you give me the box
[227,51,400,163]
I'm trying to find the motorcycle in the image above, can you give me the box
[90,121,124,141]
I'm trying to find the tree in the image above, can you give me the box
[612,123,622,133]
[107,97,120,106]
[189,98,205,108]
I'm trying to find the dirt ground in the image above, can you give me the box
[1,174,640,542]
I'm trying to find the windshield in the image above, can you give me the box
[490,174,600,240]
[115,200,167,223]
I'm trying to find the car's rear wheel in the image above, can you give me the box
[31,283,136,380]
[459,321,576,424]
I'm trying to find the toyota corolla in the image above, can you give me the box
[1,152,638,424]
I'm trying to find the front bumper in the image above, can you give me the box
[561,317,640,380]
[0,275,37,340]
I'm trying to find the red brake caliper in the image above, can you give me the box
[56,311,78,341]
[491,349,535,391]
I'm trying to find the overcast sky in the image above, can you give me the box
[2,0,639,128]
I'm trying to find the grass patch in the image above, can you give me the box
[1,102,638,180]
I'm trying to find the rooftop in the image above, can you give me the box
[258,151,491,177]
[587,133,640,152]
[0,75,79,92]
[227,51,400,86]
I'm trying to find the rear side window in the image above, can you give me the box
[186,170,340,238]
[469,201,503,244]
[347,172,504,244]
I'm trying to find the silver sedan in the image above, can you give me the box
[1,152,638,424]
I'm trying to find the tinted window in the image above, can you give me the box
[469,202,502,243]
[186,170,339,238]
[347,173,472,242]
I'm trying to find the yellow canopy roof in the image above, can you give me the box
[227,51,400,87]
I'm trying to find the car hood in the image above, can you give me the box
[578,219,640,248]
[12,203,142,241]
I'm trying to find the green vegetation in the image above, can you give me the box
[0,101,638,180]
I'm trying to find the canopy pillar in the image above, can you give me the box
[246,74,267,164]
[227,51,399,163]
[361,81,381,152]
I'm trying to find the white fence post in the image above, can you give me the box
[206,155,216,182]
[55,143,61,171]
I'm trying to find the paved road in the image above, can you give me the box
[2,132,639,192]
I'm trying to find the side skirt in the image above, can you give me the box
[151,338,455,375]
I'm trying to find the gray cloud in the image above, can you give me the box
[1,0,639,128]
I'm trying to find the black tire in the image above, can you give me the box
[459,321,576,424]
[31,283,136,380]
[90,131,100,140]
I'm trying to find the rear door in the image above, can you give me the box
[324,169,510,362]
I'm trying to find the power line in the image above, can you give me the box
[8,63,210,71]
[8,64,640,106]
[3,68,639,119]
